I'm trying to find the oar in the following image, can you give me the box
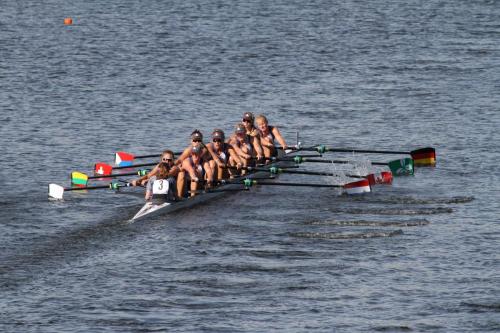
[279,156,414,176]
[48,182,133,200]
[115,151,183,166]
[222,178,371,195]
[290,146,436,166]
[71,169,150,187]
[240,166,392,186]
[94,162,157,176]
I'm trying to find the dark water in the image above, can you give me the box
[1,0,499,332]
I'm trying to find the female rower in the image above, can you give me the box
[181,145,210,197]
[255,114,287,158]
[241,112,264,161]
[205,129,244,181]
[228,123,261,174]
[175,130,213,197]
[131,150,180,200]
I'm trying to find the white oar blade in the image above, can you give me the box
[48,184,65,200]
[343,179,371,195]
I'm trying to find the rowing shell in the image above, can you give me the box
[130,151,294,222]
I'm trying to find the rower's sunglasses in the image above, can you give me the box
[242,119,251,123]
[162,158,173,161]
[192,139,202,142]
[213,139,222,143]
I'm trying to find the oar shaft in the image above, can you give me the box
[65,185,110,191]
[277,169,364,178]
[88,170,148,179]
[324,148,409,154]
[113,162,157,170]
[252,181,344,188]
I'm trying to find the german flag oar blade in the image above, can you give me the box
[410,147,436,166]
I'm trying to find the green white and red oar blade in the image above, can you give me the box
[307,145,436,166]
[49,182,133,200]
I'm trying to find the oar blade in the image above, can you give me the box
[388,158,414,176]
[115,152,135,167]
[48,184,65,200]
[343,179,371,194]
[410,147,436,166]
[71,171,89,187]
[94,162,113,176]
[366,171,393,185]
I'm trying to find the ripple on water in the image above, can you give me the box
[328,207,453,215]
[303,218,430,227]
[289,229,403,240]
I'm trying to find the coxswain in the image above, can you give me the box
[205,129,244,181]
[131,150,180,200]
[181,145,210,197]
[241,112,264,161]
[255,114,287,158]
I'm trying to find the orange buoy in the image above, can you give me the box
[64,17,73,25]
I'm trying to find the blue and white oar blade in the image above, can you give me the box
[115,152,135,167]
[48,184,65,200]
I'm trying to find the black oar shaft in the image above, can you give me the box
[113,162,157,170]
[253,181,344,188]
[325,148,409,154]
[277,169,363,178]
[88,170,148,179]
[299,158,387,166]
[65,185,110,191]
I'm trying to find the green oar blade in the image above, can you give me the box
[387,158,414,176]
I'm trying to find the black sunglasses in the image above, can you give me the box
[162,158,173,161]
[213,138,222,143]
[192,139,202,142]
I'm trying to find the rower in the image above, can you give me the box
[181,145,210,197]
[228,123,261,174]
[255,114,287,158]
[241,112,264,161]
[205,129,243,181]
[131,150,180,200]
[175,130,213,197]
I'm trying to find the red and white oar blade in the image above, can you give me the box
[366,171,393,185]
[48,184,65,200]
[94,162,113,176]
[115,151,135,167]
[343,179,371,194]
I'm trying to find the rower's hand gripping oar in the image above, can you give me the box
[48,181,133,200]
[71,169,150,187]
[288,146,436,167]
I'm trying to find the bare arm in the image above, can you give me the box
[272,126,287,149]
[175,147,191,166]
